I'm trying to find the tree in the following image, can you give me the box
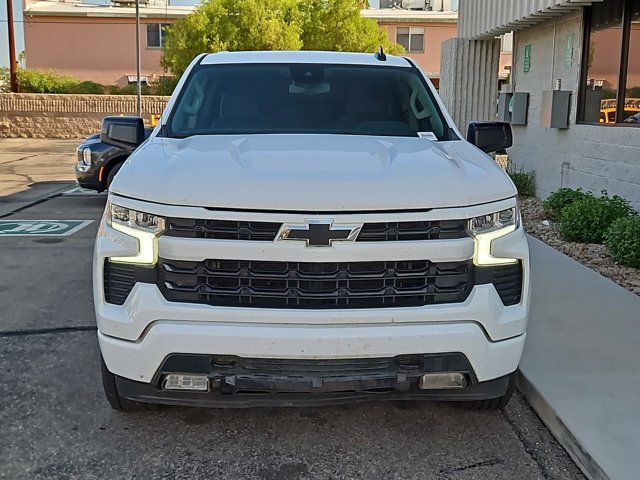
[162,0,404,75]
[162,0,303,74]
[299,0,403,55]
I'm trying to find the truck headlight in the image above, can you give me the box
[106,200,166,264]
[468,207,519,265]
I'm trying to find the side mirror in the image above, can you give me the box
[100,116,145,151]
[466,121,513,153]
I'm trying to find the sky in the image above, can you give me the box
[1,0,25,68]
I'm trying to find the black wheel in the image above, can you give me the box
[101,356,159,412]
[457,374,516,411]
[105,162,123,190]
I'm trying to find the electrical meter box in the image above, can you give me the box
[540,90,571,129]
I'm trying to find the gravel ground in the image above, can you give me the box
[519,197,640,296]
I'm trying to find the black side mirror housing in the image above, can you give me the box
[101,116,145,151]
[466,121,513,153]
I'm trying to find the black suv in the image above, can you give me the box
[74,128,151,191]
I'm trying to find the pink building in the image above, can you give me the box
[22,0,192,86]
[22,1,511,87]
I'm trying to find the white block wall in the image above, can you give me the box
[508,11,640,209]
[440,37,501,132]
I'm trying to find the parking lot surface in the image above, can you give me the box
[0,140,584,479]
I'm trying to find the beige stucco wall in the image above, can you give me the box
[380,21,457,79]
[22,15,465,87]
[0,93,169,138]
[23,16,173,86]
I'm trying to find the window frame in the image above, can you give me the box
[578,0,639,127]
[146,23,170,49]
[396,26,425,53]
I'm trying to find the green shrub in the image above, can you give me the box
[149,75,179,96]
[605,216,640,268]
[16,69,109,94]
[543,188,593,219]
[67,80,105,94]
[17,69,79,93]
[0,67,10,93]
[559,193,636,243]
[108,83,153,95]
[507,166,536,197]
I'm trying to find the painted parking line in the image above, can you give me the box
[61,187,104,196]
[0,220,93,236]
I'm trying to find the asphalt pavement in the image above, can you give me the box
[0,140,584,480]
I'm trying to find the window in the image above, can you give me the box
[146,23,170,48]
[396,27,425,53]
[579,0,640,125]
[167,63,450,140]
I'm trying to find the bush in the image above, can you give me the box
[605,216,640,268]
[17,69,79,93]
[149,75,179,96]
[507,166,535,197]
[0,67,10,93]
[67,80,105,94]
[559,193,636,243]
[108,83,153,95]
[543,188,593,219]
[14,69,166,95]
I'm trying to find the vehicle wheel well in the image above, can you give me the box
[101,156,127,190]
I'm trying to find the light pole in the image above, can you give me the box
[135,0,142,117]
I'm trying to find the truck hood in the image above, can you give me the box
[111,134,516,211]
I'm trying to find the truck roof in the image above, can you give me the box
[200,50,412,68]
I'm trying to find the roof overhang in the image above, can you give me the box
[459,0,602,39]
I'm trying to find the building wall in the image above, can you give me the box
[24,15,457,86]
[23,16,173,86]
[380,21,457,78]
[508,10,640,209]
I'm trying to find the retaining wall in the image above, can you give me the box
[0,93,169,139]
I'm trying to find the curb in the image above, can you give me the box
[516,370,608,480]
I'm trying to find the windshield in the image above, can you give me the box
[166,63,450,139]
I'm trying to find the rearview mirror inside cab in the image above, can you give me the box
[466,121,513,154]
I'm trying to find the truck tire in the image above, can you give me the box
[105,161,123,190]
[100,356,159,412]
[457,373,516,411]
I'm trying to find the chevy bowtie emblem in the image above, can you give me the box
[276,220,362,247]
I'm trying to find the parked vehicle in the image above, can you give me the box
[599,98,640,123]
[74,128,151,191]
[95,51,530,411]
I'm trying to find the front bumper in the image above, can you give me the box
[75,163,101,190]
[95,197,530,394]
[99,322,525,384]
[112,351,515,407]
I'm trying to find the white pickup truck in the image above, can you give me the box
[94,50,529,411]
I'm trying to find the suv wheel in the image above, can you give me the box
[101,356,159,412]
[105,162,123,190]
[457,373,516,410]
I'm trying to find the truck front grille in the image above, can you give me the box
[166,218,282,241]
[158,258,474,309]
[165,218,468,241]
[103,260,522,308]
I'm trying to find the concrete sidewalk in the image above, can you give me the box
[519,237,640,480]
